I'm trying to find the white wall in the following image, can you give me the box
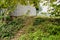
[11,4,36,16]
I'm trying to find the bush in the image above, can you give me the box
[19,29,60,40]
[18,18,60,40]
[33,18,45,26]
[0,17,24,40]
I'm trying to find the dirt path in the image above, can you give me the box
[11,26,27,40]
[11,17,34,40]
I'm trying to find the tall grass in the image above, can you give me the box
[18,17,60,40]
[0,17,24,40]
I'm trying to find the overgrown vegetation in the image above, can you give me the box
[0,17,25,40]
[0,16,60,40]
[18,17,60,40]
[0,0,60,40]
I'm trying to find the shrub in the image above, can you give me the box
[33,18,45,26]
[0,17,24,40]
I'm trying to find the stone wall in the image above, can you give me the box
[11,4,36,16]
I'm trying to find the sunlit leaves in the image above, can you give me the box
[50,0,57,3]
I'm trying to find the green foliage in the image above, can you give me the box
[0,0,40,22]
[50,0,57,3]
[0,17,24,40]
[49,0,60,17]
[18,17,60,40]
[0,17,60,40]
[33,18,45,26]
[0,0,60,40]
[19,29,60,40]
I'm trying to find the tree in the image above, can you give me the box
[48,0,60,17]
